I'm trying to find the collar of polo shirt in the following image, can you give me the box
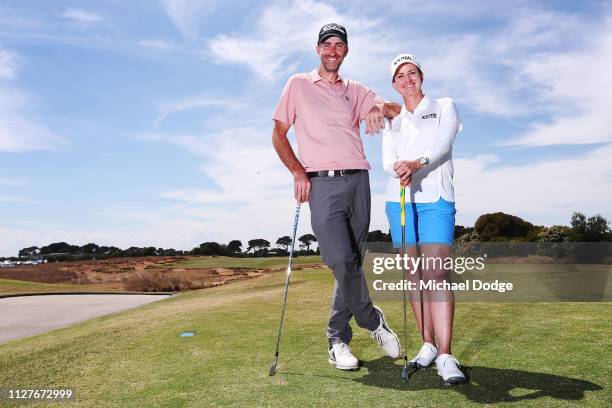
[400,95,430,117]
[309,69,344,84]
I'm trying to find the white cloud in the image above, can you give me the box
[498,20,612,147]
[138,39,176,52]
[0,47,20,79]
[137,117,315,247]
[155,95,239,127]
[451,144,612,226]
[207,0,395,82]
[163,0,218,40]
[0,117,64,152]
[0,50,64,152]
[61,8,103,23]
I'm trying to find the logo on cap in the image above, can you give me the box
[320,24,346,34]
[318,23,348,44]
[394,55,414,65]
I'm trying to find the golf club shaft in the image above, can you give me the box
[400,186,408,359]
[271,202,301,369]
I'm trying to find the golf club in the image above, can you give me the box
[268,202,301,376]
[400,185,410,383]
[407,245,426,380]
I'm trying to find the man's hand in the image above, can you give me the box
[365,105,385,134]
[293,170,311,203]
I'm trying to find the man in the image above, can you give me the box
[272,23,401,370]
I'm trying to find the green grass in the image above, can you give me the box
[0,268,609,407]
[159,255,323,269]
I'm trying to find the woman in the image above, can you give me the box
[382,53,466,385]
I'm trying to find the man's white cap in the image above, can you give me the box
[390,53,422,80]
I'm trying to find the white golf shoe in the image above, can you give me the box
[410,342,438,368]
[436,353,467,385]
[328,342,359,370]
[371,306,401,359]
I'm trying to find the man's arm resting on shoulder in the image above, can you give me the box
[381,102,401,119]
[272,119,311,203]
[365,102,402,134]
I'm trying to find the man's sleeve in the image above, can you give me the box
[356,82,388,121]
[273,77,297,126]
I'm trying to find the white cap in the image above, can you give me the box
[390,53,422,80]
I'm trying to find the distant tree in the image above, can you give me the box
[227,240,242,253]
[568,212,611,242]
[40,242,78,255]
[193,242,226,256]
[142,246,157,256]
[247,239,270,256]
[474,212,535,241]
[366,230,391,242]
[298,234,317,252]
[81,243,100,254]
[98,246,122,256]
[18,246,40,259]
[276,236,292,251]
[125,246,144,257]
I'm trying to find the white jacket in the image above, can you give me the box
[382,96,462,203]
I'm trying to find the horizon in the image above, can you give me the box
[1,1,611,257]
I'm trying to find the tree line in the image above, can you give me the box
[4,211,610,262]
[365,211,611,244]
[5,234,319,262]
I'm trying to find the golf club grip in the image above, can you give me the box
[287,203,301,268]
[400,186,406,227]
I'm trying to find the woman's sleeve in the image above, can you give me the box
[422,98,462,164]
[382,121,399,178]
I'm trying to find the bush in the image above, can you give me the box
[474,212,535,241]
[125,271,191,292]
[537,226,571,243]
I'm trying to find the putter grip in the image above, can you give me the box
[400,186,406,227]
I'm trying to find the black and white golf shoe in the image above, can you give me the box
[328,342,359,370]
[435,353,467,385]
[410,342,438,368]
[371,306,401,359]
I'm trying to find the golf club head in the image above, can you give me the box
[268,361,277,376]
[401,359,410,383]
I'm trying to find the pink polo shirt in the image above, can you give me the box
[273,69,382,172]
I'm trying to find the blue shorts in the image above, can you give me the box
[385,199,456,246]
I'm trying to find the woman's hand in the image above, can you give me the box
[394,160,422,186]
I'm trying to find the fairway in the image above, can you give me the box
[0,266,609,407]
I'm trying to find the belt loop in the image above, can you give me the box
[328,170,334,177]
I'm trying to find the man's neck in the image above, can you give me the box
[318,66,339,83]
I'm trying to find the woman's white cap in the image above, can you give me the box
[390,54,422,80]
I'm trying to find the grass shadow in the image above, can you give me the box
[357,357,603,403]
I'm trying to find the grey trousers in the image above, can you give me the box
[308,171,379,346]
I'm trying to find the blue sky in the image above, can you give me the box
[1,0,611,256]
